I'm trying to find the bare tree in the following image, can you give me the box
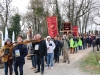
[93,12,100,25]
[21,0,49,37]
[0,0,13,30]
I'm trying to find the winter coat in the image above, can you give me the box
[13,44,28,64]
[46,40,55,53]
[32,40,47,56]
[62,39,69,50]
[0,44,14,62]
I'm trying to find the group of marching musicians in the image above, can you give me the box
[1,30,100,75]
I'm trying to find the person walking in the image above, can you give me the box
[73,36,78,53]
[45,36,55,69]
[32,34,47,75]
[54,37,61,63]
[29,35,37,71]
[69,37,74,54]
[0,38,13,75]
[78,37,83,50]
[12,35,28,75]
[62,35,70,64]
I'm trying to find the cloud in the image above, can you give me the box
[11,0,29,13]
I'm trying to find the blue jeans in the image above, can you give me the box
[47,53,54,67]
[31,55,37,68]
[4,61,12,75]
[14,63,24,75]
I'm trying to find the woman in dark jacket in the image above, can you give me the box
[54,37,61,63]
[96,36,100,51]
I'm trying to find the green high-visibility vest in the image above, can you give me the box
[78,38,82,46]
[70,38,74,48]
[74,41,78,47]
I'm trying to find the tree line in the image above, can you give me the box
[0,0,100,38]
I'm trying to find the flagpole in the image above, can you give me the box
[12,31,15,43]
[5,26,8,41]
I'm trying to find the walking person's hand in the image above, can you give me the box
[9,57,12,59]
[47,47,49,50]
[0,53,4,57]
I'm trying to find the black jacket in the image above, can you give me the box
[13,44,28,64]
[32,40,47,56]
[86,37,92,44]
[96,37,100,45]
[54,40,61,52]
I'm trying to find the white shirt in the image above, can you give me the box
[46,40,55,53]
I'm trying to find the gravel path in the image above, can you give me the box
[0,48,97,75]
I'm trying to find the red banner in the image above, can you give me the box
[72,26,78,36]
[46,16,58,38]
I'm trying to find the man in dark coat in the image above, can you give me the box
[96,36,100,51]
[32,34,47,75]
[13,35,28,75]
[54,37,61,63]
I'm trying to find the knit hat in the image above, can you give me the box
[6,38,11,42]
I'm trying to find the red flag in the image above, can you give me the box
[72,26,78,36]
[46,16,58,38]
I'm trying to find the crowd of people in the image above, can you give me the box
[26,33,100,75]
[1,27,100,75]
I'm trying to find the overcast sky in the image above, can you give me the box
[11,0,30,13]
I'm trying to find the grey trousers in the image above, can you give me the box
[63,50,70,63]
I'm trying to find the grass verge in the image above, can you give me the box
[80,51,100,74]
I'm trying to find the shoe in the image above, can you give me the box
[68,61,70,64]
[35,70,40,73]
[45,67,48,70]
[41,71,44,75]
[63,61,66,63]
[55,61,57,63]
[51,67,53,69]
[33,68,36,71]
[31,67,34,69]
[45,64,47,67]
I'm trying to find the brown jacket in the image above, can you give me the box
[0,44,14,62]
